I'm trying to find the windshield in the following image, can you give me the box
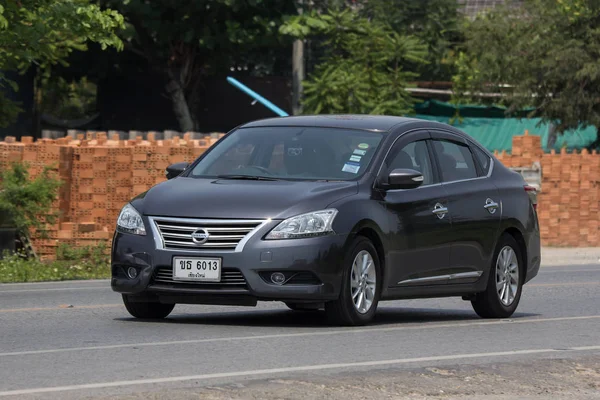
[189,126,385,181]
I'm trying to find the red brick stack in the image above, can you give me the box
[5,129,598,253]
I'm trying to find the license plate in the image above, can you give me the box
[172,257,221,282]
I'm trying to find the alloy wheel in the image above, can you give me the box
[350,250,377,314]
[496,246,519,306]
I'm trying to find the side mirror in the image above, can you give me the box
[166,162,190,180]
[387,168,424,190]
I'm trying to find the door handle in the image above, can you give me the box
[432,203,448,219]
[484,198,499,214]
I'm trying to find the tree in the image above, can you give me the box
[0,0,124,128]
[281,9,428,115]
[452,0,600,147]
[0,163,62,247]
[101,0,296,132]
[361,0,463,81]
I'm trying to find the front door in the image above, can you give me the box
[379,131,454,288]
[429,130,501,284]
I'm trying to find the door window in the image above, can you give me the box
[386,140,435,186]
[432,140,478,182]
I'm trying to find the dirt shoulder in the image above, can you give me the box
[96,356,600,400]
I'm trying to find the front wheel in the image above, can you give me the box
[325,237,381,326]
[471,234,523,318]
[122,295,175,319]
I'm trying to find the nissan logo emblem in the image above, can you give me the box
[191,229,209,244]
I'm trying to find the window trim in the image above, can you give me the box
[374,129,440,191]
[428,129,495,180]
[428,129,494,185]
[468,139,493,177]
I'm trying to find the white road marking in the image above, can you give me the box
[0,304,121,313]
[0,286,108,294]
[0,279,109,287]
[529,282,600,287]
[539,267,600,273]
[0,345,598,397]
[1,315,598,358]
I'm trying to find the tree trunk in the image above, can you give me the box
[31,67,42,138]
[165,69,195,132]
[292,0,305,116]
[292,39,305,115]
[547,123,558,150]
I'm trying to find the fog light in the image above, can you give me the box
[127,267,138,279]
[270,272,286,285]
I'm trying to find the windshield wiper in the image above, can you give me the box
[216,174,280,181]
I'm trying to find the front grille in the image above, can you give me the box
[150,217,264,251]
[152,267,247,288]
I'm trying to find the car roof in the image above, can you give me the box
[239,115,422,132]
[239,115,493,157]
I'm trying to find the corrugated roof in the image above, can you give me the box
[415,114,597,153]
[458,0,523,17]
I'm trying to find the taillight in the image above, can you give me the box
[524,185,537,210]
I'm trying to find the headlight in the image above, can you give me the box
[265,209,338,239]
[116,204,146,235]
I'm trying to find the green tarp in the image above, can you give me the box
[412,100,597,153]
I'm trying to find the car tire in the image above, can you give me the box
[122,295,175,319]
[471,234,524,319]
[325,236,381,326]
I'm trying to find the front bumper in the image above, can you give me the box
[111,220,348,306]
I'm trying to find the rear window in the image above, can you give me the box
[471,144,492,176]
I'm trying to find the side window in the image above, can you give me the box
[471,144,491,176]
[386,140,435,186]
[432,140,478,182]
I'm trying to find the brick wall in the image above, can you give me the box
[0,132,222,259]
[0,131,597,257]
[494,131,600,247]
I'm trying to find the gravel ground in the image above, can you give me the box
[94,356,600,400]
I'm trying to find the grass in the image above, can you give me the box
[0,244,110,283]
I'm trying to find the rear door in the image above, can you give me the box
[379,130,454,287]
[429,130,501,284]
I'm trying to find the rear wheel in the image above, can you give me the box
[325,237,380,326]
[471,234,523,318]
[122,295,175,319]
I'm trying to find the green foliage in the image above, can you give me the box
[0,244,110,283]
[0,163,62,239]
[0,0,124,127]
[361,0,463,81]
[104,0,296,74]
[0,88,22,129]
[41,76,97,120]
[452,0,600,140]
[55,242,109,266]
[283,9,428,115]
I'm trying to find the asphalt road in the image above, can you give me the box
[0,264,598,399]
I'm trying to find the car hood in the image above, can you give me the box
[135,177,358,220]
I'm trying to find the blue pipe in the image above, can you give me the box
[227,77,289,117]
